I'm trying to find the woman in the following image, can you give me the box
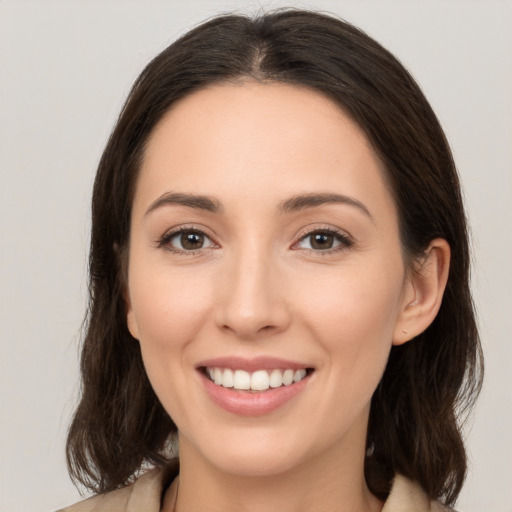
[61,9,482,512]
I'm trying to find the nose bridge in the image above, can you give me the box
[215,239,289,339]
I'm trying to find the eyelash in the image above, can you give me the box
[157,225,217,256]
[292,227,354,255]
[157,226,354,255]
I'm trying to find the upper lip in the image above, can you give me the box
[196,356,313,372]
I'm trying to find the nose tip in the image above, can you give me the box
[215,260,290,340]
[219,309,284,340]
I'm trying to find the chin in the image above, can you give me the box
[208,446,304,478]
[180,425,309,478]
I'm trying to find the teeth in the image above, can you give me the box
[233,370,251,390]
[282,369,294,386]
[213,368,223,386]
[206,367,309,391]
[269,369,283,388]
[294,369,307,382]
[251,370,269,391]
[221,368,234,388]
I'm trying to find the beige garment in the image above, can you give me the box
[57,467,452,512]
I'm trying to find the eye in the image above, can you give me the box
[160,228,215,253]
[296,229,352,252]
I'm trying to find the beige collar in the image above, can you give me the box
[59,466,451,512]
[162,473,447,512]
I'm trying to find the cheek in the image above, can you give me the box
[298,262,403,340]
[299,271,402,442]
[127,262,217,423]
[295,261,404,389]
[128,257,215,368]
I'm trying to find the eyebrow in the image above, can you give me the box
[278,193,373,220]
[145,191,372,220]
[145,192,223,215]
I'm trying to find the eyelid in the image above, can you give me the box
[157,224,219,253]
[156,223,353,255]
[291,225,354,252]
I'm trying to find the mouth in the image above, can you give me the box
[196,357,315,415]
[200,366,313,392]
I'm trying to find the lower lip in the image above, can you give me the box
[199,371,311,416]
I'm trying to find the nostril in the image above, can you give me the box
[219,322,277,336]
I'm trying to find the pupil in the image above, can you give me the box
[311,233,333,250]
[181,232,203,250]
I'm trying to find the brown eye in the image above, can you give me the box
[296,230,351,252]
[310,233,334,250]
[166,229,214,252]
[181,231,204,250]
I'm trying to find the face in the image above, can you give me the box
[126,82,414,477]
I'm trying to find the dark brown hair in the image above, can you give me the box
[66,9,483,506]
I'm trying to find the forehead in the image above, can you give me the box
[136,82,396,223]
[144,81,372,169]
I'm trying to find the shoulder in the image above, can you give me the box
[383,474,457,512]
[56,463,178,512]
[59,468,456,512]
[56,483,134,512]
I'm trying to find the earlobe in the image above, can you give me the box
[393,238,450,345]
[114,242,139,339]
[125,288,140,340]
[127,306,140,340]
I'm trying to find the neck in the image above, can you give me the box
[168,435,382,512]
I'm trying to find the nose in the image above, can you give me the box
[214,245,291,340]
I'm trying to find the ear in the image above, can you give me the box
[123,277,140,341]
[126,296,140,340]
[393,238,450,346]
[114,241,140,340]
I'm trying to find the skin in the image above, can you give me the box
[126,82,450,512]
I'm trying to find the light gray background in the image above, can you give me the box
[1,1,511,511]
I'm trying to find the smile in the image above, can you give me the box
[205,367,309,392]
[197,357,314,415]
